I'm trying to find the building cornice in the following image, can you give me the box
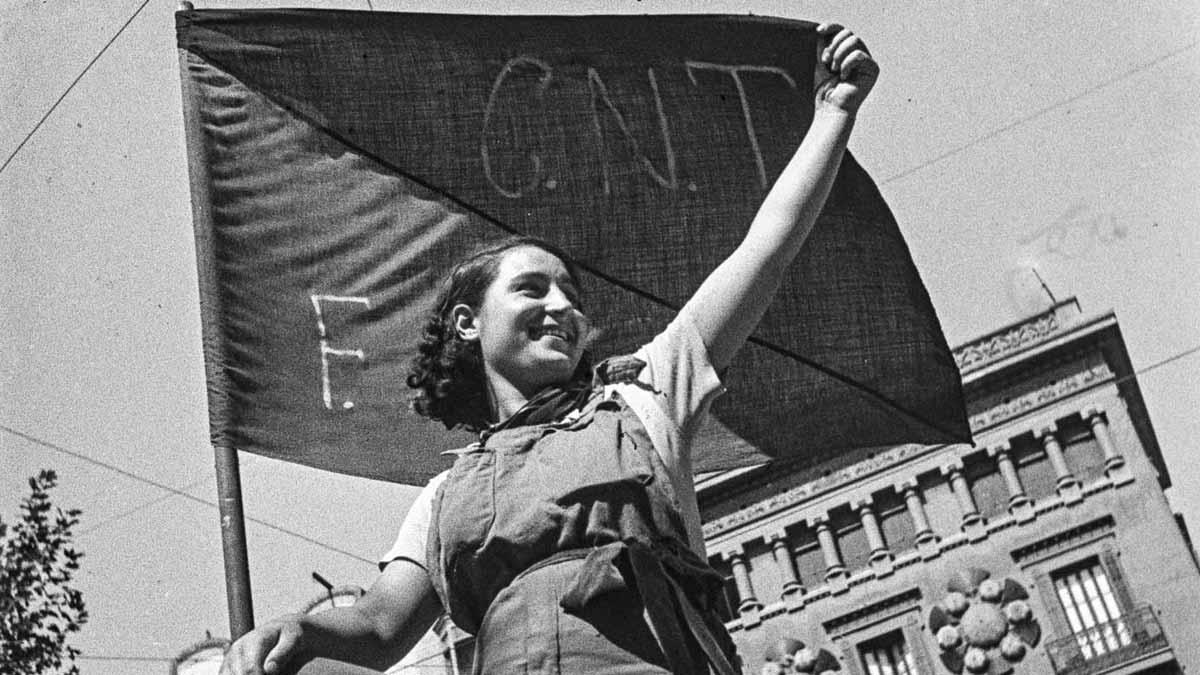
[701,299,1165,538]
[702,443,934,538]
[967,363,1113,433]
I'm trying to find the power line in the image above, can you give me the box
[1135,343,1200,380]
[0,0,152,177]
[879,40,1200,186]
[0,424,374,565]
[75,475,212,537]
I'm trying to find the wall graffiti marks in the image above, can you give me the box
[310,294,370,411]
[684,61,798,190]
[1019,204,1129,261]
[587,66,679,195]
[1007,204,1133,315]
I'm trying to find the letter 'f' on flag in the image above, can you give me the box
[177,10,971,486]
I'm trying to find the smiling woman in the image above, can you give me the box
[407,236,596,432]
[219,22,878,675]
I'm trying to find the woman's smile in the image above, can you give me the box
[529,323,574,346]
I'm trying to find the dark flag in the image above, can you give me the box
[177,10,970,486]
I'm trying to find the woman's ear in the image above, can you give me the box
[451,304,480,341]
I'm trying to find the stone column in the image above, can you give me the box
[1083,406,1132,485]
[941,459,985,540]
[852,497,894,576]
[987,442,1033,522]
[767,530,804,610]
[810,514,847,583]
[896,479,938,552]
[723,547,762,624]
[1036,424,1081,503]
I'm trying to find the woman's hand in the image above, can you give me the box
[814,23,879,115]
[220,615,306,675]
[216,560,442,674]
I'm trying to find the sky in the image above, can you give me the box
[2,0,1198,672]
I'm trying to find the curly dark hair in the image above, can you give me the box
[407,236,594,430]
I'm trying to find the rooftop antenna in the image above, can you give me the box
[1030,266,1058,306]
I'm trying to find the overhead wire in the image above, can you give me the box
[0,424,374,565]
[0,0,153,177]
[75,475,213,537]
[878,40,1199,186]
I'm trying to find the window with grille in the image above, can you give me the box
[1052,559,1132,659]
[858,629,920,675]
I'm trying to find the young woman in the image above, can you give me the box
[221,22,877,675]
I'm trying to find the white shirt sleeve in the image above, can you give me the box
[378,470,447,571]
[620,311,725,471]
[617,312,726,554]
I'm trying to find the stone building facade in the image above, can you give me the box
[699,299,1199,675]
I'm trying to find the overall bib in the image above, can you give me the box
[427,376,740,675]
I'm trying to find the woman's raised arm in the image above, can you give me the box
[219,560,442,675]
[682,24,879,372]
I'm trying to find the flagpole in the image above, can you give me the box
[177,0,256,638]
[215,444,255,637]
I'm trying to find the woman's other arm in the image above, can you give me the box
[683,24,879,372]
[219,560,442,675]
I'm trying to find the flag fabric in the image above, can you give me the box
[177,9,970,486]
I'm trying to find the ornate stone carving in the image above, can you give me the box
[968,364,1112,432]
[954,313,1060,373]
[760,638,841,675]
[702,444,930,538]
[928,568,1040,675]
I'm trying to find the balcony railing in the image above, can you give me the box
[1045,605,1170,675]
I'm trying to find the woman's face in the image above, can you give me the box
[454,245,589,397]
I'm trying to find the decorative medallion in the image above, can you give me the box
[928,568,1040,675]
[761,637,842,675]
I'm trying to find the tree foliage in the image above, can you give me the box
[0,470,87,675]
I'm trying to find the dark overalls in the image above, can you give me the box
[427,374,740,674]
